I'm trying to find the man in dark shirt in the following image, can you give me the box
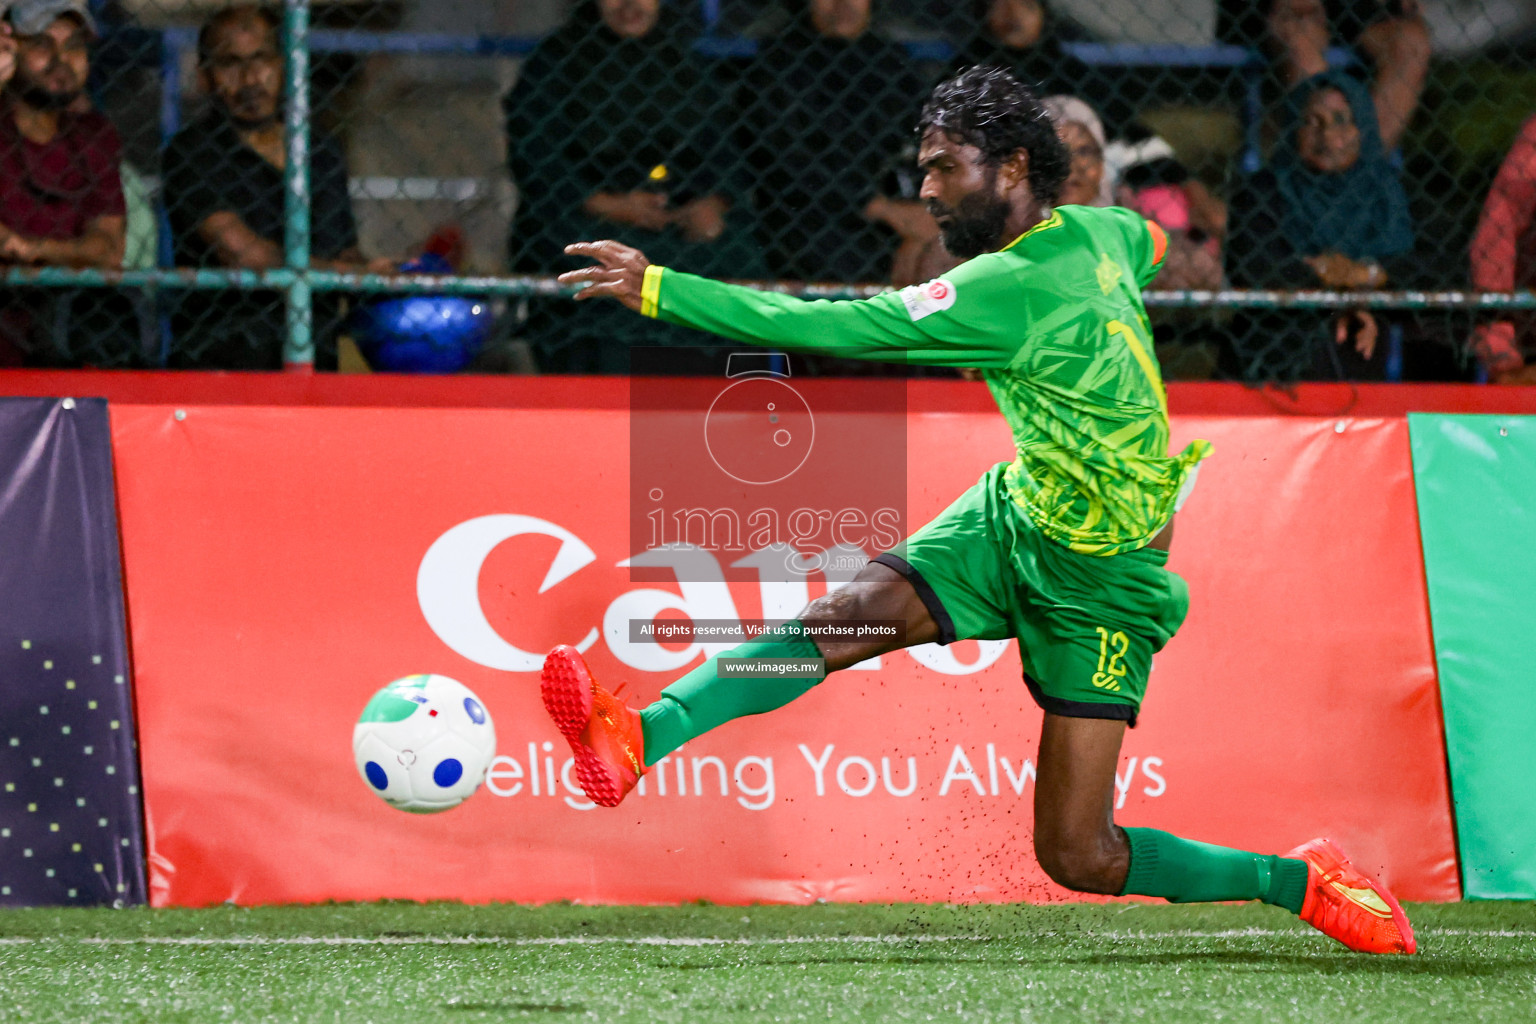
[504,0,766,373]
[162,4,389,369]
[738,0,929,285]
[0,0,129,366]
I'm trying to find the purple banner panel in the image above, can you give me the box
[0,397,145,906]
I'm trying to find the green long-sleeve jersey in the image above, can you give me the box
[639,204,1212,556]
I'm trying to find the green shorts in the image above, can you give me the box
[873,462,1189,726]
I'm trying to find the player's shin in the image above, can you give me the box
[1119,827,1308,913]
[639,619,827,765]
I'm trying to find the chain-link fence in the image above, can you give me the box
[0,0,1532,381]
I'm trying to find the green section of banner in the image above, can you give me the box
[1409,414,1536,899]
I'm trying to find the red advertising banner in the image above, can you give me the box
[109,401,1458,906]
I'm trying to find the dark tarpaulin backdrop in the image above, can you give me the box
[0,397,145,906]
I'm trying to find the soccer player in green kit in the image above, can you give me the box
[544,67,1415,955]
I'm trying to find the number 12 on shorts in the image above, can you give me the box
[1093,626,1128,692]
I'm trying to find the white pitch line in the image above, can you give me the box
[0,928,1525,947]
[74,935,987,947]
[1129,928,1536,939]
[1421,929,1536,937]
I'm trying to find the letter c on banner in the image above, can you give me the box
[418,514,598,671]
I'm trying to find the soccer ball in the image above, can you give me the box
[352,674,497,813]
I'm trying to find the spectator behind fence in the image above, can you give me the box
[1225,70,1415,380]
[1470,115,1536,385]
[947,1,1130,136]
[1041,95,1112,208]
[0,0,131,367]
[163,5,391,370]
[738,0,929,284]
[1114,132,1225,293]
[1114,129,1227,380]
[1264,0,1429,154]
[504,0,767,374]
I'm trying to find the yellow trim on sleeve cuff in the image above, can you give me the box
[640,264,665,318]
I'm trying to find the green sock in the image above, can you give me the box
[639,619,827,766]
[1120,827,1308,914]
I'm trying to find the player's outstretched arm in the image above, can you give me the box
[560,239,1016,370]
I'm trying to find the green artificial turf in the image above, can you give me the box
[1,901,1532,1023]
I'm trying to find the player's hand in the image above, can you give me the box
[560,240,652,312]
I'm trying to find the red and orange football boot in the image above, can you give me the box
[1285,838,1416,954]
[541,645,646,808]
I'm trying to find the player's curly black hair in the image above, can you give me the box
[916,66,1072,207]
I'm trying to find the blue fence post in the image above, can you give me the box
[1386,322,1405,382]
[282,0,314,369]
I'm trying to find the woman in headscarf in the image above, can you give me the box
[504,0,766,373]
[1041,95,1113,208]
[1224,69,1417,381]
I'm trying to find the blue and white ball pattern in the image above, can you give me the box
[352,674,497,813]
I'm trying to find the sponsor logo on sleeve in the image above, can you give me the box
[899,277,957,321]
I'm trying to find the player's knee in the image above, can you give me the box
[1033,829,1124,895]
[801,582,871,626]
[799,561,912,625]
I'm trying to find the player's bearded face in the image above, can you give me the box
[927,165,1011,259]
